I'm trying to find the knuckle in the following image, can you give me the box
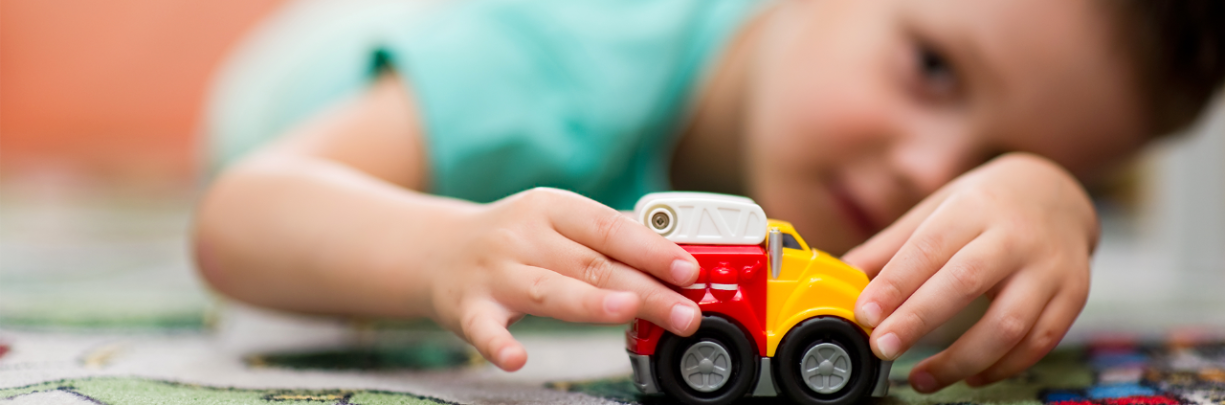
[527,275,550,305]
[592,210,627,248]
[994,312,1029,345]
[581,254,615,287]
[515,187,561,212]
[872,275,907,305]
[1005,221,1039,251]
[966,186,1001,207]
[945,260,986,295]
[486,227,523,251]
[1007,153,1061,175]
[472,255,493,274]
[910,233,946,268]
[1029,326,1061,355]
[1003,214,1033,236]
[996,151,1037,166]
[636,288,662,307]
[895,310,931,340]
[872,272,911,308]
[521,187,553,201]
[459,311,484,343]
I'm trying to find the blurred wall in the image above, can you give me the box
[1,0,284,183]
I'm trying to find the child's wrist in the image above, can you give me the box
[411,199,486,321]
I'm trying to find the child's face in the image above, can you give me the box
[744,0,1147,254]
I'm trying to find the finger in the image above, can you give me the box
[905,274,1055,393]
[545,191,700,286]
[868,230,1018,360]
[494,264,639,324]
[459,301,528,371]
[965,285,1086,386]
[854,199,985,329]
[843,185,955,277]
[535,236,702,336]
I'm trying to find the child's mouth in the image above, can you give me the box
[828,181,880,239]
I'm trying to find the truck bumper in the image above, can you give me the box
[750,358,892,397]
[627,351,660,394]
[872,360,893,397]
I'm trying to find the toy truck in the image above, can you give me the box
[626,192,892,405]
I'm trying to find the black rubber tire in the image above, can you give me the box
[774,317,879,405]
[655,316,758,405]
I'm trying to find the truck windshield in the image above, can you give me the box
[782,233,803,250]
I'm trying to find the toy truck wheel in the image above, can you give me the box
[655,316,757,405]
[775,317,878,405]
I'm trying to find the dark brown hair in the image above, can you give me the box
[1102,0,1225,136]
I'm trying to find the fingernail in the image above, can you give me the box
[670,304,696,332]
[876,332,902,360]
[603,292,636,316]
[671,260,698,285]
[858,301,882,327]
[911,371,938,393]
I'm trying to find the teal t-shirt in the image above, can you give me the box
[209,0,761,210]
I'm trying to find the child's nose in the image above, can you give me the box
[888,130,977,195]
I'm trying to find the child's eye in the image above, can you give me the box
[915,44,958,100]
[919,46,949,79]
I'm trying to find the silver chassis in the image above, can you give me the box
[628,352,660,394]
[627,352,893,398]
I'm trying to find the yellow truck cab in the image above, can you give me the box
[764,219,871,356]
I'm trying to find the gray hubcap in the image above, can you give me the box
[801,342,852,394]
[680,341,732,392]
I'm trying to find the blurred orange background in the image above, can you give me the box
[1,0,284,184]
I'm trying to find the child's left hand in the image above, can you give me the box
[843,153,1096,393]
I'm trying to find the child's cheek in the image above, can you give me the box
[757,43,904,163]
[780,76,902,165]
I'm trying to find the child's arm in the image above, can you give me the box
[193,74,703,371]
[844,153,1095,392]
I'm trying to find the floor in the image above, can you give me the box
[1,178,1222,404]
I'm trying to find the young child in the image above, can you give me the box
[194,0,1225,393]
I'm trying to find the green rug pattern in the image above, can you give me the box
[0,377,453,405]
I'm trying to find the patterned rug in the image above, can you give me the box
[3,332,1224,404]
[551,334,1225,405]
[2,186,1223,404]
[1,377,453,405]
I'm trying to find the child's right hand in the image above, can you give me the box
[424,187,703,371]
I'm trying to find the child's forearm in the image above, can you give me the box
[194,155,477,319]
[192,74,706,372]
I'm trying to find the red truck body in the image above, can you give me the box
[626,245,768,356]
